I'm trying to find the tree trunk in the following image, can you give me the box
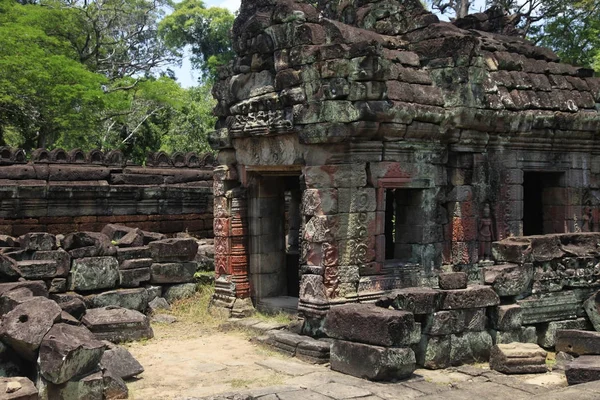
[456,0,471,18]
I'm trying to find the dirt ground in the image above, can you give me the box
[125,322,294,400]
[125,319,567,400]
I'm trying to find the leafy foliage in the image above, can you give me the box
[159,0,235,81]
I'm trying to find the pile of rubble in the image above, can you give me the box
[0,225,208,399]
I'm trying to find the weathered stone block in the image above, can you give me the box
[441,285,500,310]
[301,188,338,216]
[62,232,116,258]
[490,343,548,374]
[416,335,450,369]
[378,287,443,314]
[82,307,153,343]
[584,290,600,331]
[69,257,119,291]
[51,293,86,320]
[423,310,464,336]
[565,355,600,385]
[438,272,468,290]
[450,331,493,366]
[102,369,128,399]
[150,262,196,284]
[0,377,38,400]
[304,164,367,189]
[119,257,153,270]
[38,323,105,385]
[16,260,58,280]
[483,263,532,297]
[85,288,148,312]
[491,326,537,345]
[0,254,20,281]
[0,297,61,360]
[489,304,522,331]
[330,339,416,381]
[41,371,104,400]
[323,304,415,347]
[20,232,56,251]
[149,238,198,262]
[162,283,197,303]
[119,268,151,288]
[537,318,590,348]
[100,341,144,379]
[116,246,151,263]
[33,249,71,277]
[556,330,600,355]
[517,290,586,324]
[337,188,377,213]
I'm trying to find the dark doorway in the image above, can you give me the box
[523,171,563,235]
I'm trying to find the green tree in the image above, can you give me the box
[159,0,235,81]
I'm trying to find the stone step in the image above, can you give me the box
[489,343,548,374]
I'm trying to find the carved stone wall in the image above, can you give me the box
[0,148,215,237]
[210,0,600,316]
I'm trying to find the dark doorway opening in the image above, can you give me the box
[523,171,563,235]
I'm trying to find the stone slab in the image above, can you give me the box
[489,343,548,374]
[441,286,500,310]
[556,330,600,356]
[0,377,38,400]
[565,355,600,385]
[82,306,153,343]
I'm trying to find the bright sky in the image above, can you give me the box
[173,0,490,87]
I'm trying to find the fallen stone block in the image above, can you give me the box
[0,286,37,315]
[491,326,537,345]
[565,355,600,385]
[33,249,71,277]
[0,377,38,400]
[0,297,62,360]
[62,232,116,258]
[150,262,196,284]
[483,263,533,297]
[119,267,151,288]
[376,287,442,314]
[16,260,57,280]
[41,371,104,400]
[149,238,198,262]
[0,280,48,298]
[49,278,67,294]
[115,229,144,248]
[489,343,548,374]
[517,290,587,324]
[296,337,331,364]
[416,335,450,369]
[438,272,467,290]
[101,224,133,241]
[450,331,493,366]
[441,285,500,310]
[151,314,177,324]
[0,254,21,281]
[423,310,464,336]
[116,246,151,263]
[324,303,415,347]
[102,369,128,399]
[584,290,600,332]
[145,285,162,302]
[69,257,119,291]
[268,331,304,356]
[85,288,148,313]
[148,297,170,313]
[100,341,144,379]
[82,306,153,343]
[0,235,16,248]
[537,318,590,348]
[38,323,105,385]
[0,342,26,378]
[489,304,522,331]
[556,330,600,355]
[51,293,87,320]
[20,232,57,251]
[330,339,415,381]
[119,258,153,270]
[162,283,197,303]
[59,311,80,326]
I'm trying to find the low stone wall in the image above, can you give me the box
[0,225,211,398]
[0,147,215,237]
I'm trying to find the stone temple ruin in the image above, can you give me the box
[209,0,600,381]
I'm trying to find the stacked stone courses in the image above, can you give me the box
[0,147,215,237]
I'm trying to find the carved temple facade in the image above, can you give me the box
[209,0,600,317]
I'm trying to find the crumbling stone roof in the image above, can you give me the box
[211,0,600,152]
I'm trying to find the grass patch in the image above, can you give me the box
[254,310,295,325]
[167,284,229,329]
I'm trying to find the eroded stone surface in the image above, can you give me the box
[82,306,153,343]
[489,343,548,374]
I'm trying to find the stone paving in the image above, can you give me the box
[182,356,600,400]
